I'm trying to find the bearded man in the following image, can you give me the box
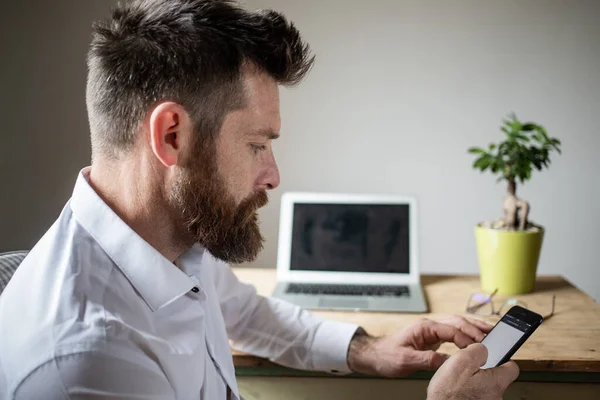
[0,1,519,399]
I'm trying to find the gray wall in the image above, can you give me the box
[1,1,599,301]
[0,1,115,249]
[243,0,600,301]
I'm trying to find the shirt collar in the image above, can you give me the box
[70,167,197,312]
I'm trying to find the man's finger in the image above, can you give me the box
[464,316,494,333]
[439,316,489,342]
[424,320,475,349]
[488,361,520,391]
[427,351,450,370]
[453,318,487,342]
[404,349,450,371]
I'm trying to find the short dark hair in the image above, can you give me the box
[86,0,314,159]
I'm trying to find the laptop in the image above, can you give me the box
[271,192,428,312]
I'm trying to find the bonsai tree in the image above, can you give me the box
[468,113,561,231]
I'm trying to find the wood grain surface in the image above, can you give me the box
[231,268,600,373]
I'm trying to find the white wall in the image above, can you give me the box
[242,0,600,301]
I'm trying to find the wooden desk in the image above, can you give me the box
[232,268,600,400]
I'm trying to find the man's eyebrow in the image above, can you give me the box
[248,128,280,140]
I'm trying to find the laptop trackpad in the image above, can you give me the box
[319,298,369,309]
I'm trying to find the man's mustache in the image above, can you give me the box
[237,190,269,223]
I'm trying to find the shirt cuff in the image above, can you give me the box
[310,319,360,375]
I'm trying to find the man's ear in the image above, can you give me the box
[148,102,193,167]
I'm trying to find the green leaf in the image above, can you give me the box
[468,147,485,154]
[536,126,550,141]
[532,158,542,170]
[510,119,522,132]
[491,156,505,173]
[473,156,491,170]
[471,114,561,183]
[550,138,562,154]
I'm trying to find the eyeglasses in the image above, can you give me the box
[466,288,556,320]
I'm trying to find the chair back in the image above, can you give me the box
[0,251,29,296]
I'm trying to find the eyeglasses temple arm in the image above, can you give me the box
[466,288,499,313]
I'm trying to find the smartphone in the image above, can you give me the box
[480,305,543,369]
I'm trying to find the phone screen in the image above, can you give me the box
[480,313,532,369]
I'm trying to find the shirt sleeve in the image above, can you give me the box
[13,350,175,400]
[212,262,360,374]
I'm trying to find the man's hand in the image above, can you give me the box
[427,343,520,400]
[347,315,492,377]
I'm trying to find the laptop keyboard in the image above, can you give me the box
[285,283,410,297]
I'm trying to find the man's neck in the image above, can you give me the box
[88,157,192,263]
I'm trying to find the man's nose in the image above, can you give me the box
[257,158,280,191]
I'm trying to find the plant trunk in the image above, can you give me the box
[508,179,516,196]
[504,180,519,230]
[503,179,529,230]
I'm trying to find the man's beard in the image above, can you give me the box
[168,145,268,264]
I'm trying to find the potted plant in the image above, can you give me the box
[468,113,561,295]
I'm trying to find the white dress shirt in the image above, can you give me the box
[0,168,360,399]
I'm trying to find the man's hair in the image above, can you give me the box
[86,0,313,159]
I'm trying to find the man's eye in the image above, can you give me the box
[250,144,267,154]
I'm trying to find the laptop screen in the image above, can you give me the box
[289,203,410,274]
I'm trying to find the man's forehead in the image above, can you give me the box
[219,96,281,142]
[209,65,280,140]
[242,73,280,108]
[238,70,281,135]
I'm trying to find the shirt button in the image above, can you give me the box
[191,286,200,293]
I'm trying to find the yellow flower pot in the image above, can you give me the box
[474,225,544,295]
